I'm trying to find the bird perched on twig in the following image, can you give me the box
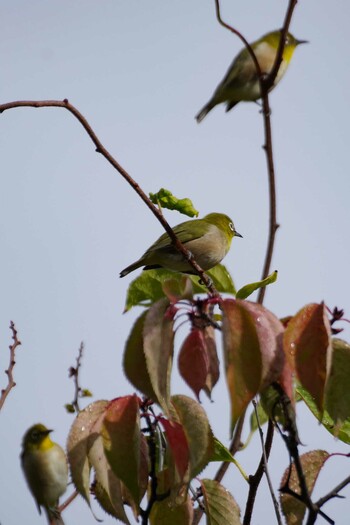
[196,29,307,122]
[120,212,242,277]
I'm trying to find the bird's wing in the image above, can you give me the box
[221,48,257,89]
[146,220,205,253]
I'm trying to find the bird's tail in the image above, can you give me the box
[120,260,142,278]
[195,100,215,123]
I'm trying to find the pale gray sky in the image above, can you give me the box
[1,1,349,524]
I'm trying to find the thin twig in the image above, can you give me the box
[252,401,282,525]
[316,475,350,508]
[214,0,263,81]
[214,0,299,305]
[58,489,79,514]
[68,341,85,413]
[243,419,275,525]
[0,321,21,411]
[257,0,298,304]
[0,99,217,296]
[264,0,299,91]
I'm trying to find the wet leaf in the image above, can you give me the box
[284,303,332,411]
[102,395,146,508]
[222,299,284,431]
[280,450,329,525]
[201,479,242,525]
[149,493,194,524]
[67,400,108,505]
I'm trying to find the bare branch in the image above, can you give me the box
[243,419,275,525]
[257,0,299,303]
[0,99,217,295]
[68,341,85,413]
[0,321,22,411]
[58,489,79,514]
[252,401,282,525]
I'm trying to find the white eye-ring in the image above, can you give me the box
[229,222,234,232]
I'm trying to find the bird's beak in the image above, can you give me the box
[235,231,243,238]
[296,38,309,46]
[44,429,53,436]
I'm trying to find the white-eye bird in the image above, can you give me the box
[196,29,307,122]
[120,212,242,277]
[21,424,68,525]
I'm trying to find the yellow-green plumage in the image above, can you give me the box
[21,424,68,525]
[120,212,242,277]
[196,30,307,122]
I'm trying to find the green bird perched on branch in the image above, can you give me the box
[196,29,307,122]
[21,424,68,525]
[120,212,242,277]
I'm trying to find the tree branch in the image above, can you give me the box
[0,321,21,411]
[257,0,298,304]
[243,419,275,525]
[0,99,217,295]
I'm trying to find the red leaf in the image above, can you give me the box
[102,395,145,507]
[284,303,332,411]
[143,298,175,415]
[178,329,209,400]
[222,299,284,430]
[159,417,189,480]
[203,325,220,399]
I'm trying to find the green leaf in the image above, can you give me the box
[236,270,278,299]
[325,338,350,434]
[82,389,93,398]
[210,438,248,481]
[123,311,158,401]
[297,384,350,444]
[201,479,242,525]
[123,265,235,312]
[171,395,215,478]
[88,419,130,524]
[206,264,236,295]
[149,188,199,217]
[150,493,194,524]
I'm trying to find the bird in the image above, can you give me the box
[195,29,307,122]
[120,212,242,277]
[21,423,68,525]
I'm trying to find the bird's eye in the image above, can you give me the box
[229,222,234,232]
[31,430,39,442]
[285,35,290,45]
